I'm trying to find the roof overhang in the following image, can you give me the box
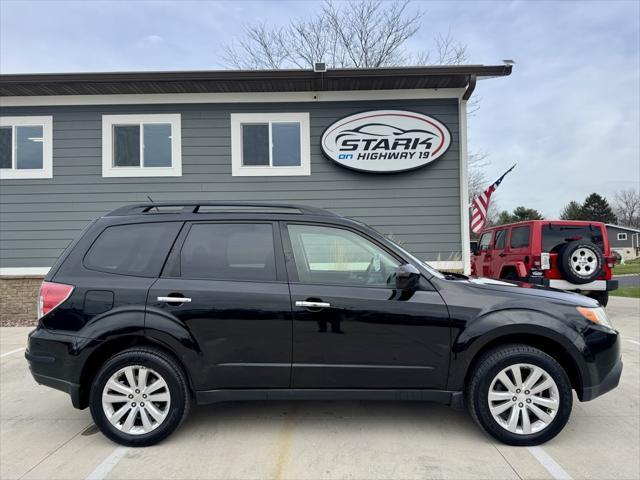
[0,65,511,98]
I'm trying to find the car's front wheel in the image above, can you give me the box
[467,344,572,446]
[89,347,191,447]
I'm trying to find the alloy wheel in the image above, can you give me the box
[488,363,560,435]
[569,247,598,277]
[102,365,171,435]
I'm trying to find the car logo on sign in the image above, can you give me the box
[321,110,452,173]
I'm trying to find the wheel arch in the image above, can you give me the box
[461,333,583,396]
[77,334,194,410]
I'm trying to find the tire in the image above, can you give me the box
[502,270,519,281]
[89,347,191,447]
[467,344,572,446]
[588,291,609,307]
[558,241,603,284]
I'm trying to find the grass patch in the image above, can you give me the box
[613,263,640,275]
[610,286,640,298]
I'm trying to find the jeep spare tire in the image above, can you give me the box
[558,240,603,284]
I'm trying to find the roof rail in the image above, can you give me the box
[105,202,337,217]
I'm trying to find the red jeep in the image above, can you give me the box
[471,220,619,306]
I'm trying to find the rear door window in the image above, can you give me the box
[510,226,531,248]
[180,223,277,281]
[84,222,182,277]
[494,229,507,250]
[542,224,604,252]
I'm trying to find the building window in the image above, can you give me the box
[102,114,181,177]
[0,116,53,180]
[618,233,628,241]
[231,113,310,176]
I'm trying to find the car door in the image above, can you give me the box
[147,221,292,389]
[477,232,493,277]
[491,228,508,277]
[282,222,450,389]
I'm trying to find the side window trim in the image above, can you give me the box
[280,221,406,288]
[161,220,288,283]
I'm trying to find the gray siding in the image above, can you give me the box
[0,99,462,269]
[607,225,639,249]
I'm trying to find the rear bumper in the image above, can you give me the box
[25,327,85,409]
[547,279,618,292]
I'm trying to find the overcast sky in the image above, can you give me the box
[1,0,638,217]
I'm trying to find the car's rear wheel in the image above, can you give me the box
[467,344,572,446]
[89,347,191,447]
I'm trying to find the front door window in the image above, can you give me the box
[287,224,400,287]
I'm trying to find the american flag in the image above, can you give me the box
[470,164,516,234]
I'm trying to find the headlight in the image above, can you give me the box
[576,306,613,329]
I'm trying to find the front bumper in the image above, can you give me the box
[575,325,622,402]
[580,354,623,401]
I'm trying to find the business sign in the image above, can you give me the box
[321,110,451,173]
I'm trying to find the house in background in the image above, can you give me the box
[606,224,640,261]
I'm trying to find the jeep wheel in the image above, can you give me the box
[89,347,191,447]
[559,240,603,284]
[467,344,572,446]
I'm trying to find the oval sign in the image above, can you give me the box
[321,110,451,173]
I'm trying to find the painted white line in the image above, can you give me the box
[85,446,130,480]
[0,347,25,358]
[625,339,640,346]
[527,446,573,480]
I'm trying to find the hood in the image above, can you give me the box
[458,277,599,307]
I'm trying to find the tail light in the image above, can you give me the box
[37,281,74,319]
[532,253,551,270]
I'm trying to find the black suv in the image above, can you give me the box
[26,203,622,447]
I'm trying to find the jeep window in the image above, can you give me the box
[288,224,400,287]
[494,230,507,249]
[510,226,531,248]
[542,225,604,253]
[479,232,492,251]
[180,223,277,281]
[85,222,182,277]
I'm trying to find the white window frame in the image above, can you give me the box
[0,116,53,180]
[231,112,310,177]
[102,114,182,178]
[617,233,628,241]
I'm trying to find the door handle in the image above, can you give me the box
[295,301,330,308]
[157,296,192,303]
[499,253,507,257]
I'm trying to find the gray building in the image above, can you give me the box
[0,66,511,321]
[606,224,640,261]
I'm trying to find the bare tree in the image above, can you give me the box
[613,188,640,228]
[224,1,472,70]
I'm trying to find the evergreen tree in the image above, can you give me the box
[580,193,617,224]
[560,201,584,220]
[511,206,544,222]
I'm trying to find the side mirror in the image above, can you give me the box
[470,241,479,255]
[395,263,421,291]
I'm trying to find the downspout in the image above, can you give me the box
[462,74,477,101]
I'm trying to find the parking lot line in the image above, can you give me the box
[527,446,573,480]
[625,339,640,346]
[85,446,130,480]
[0,347,24,358]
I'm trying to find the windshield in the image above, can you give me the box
[384,236,446,279]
